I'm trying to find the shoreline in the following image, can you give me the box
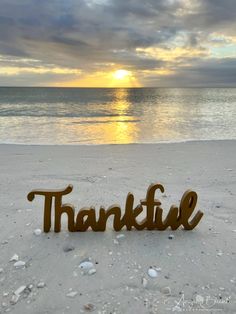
[1,138,236,146]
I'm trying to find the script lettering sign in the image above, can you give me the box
[27,183,204,232]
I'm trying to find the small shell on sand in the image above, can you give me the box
[116,234,125,239]
[37,282,46,288]
[11,285,27,304]
[148,267,160,278]
[14,285,27,296]
[10,254,19,262]
[66,291,78,298]
[79,261,96,275]
[79,261,94,270]
[33,229,42,236]
[142,277,148,287]
[88,268,96,275]
[84,303,95,311]
[14,261,26,268]
[11,295,20,305]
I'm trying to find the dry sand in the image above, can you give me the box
[0,141,235,313]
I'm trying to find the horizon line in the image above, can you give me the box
[0,86,236,89]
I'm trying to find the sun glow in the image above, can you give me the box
[53,69,140,88]
[113,69,131,80]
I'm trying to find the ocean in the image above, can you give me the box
[0,87,235,145]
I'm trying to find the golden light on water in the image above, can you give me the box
[1,88,234,144]
[6,87,188,144]
[47,88,139,144]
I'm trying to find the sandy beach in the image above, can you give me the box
[0,140,235,313]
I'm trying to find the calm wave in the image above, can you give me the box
[0,87,235,144]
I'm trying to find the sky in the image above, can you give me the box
[0,0,236,87]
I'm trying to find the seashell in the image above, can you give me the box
[34,229,42,236]
[10,254,19,262]
[14,261,25,268]
[88,268,96,275]
[148,267,159,278]
[84,303,95,311]
[14,285,27,296]
[66,291,78,298]
[142,277,148,287]
[79,261,94,270]
[37,282,46,288]
[11,295,20,304]
[116,234,125,239]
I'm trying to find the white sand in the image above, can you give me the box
[0,141,235,313]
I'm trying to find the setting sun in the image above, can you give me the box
[113,69,131,80]
[109,69,140,87]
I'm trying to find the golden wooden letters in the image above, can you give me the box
[27,183,204,232]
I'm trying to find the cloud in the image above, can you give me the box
[140,57,236,87]
[0,0,235,86]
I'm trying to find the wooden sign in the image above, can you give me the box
[27,183,203,232]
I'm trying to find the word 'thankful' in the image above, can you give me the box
[27,183,204,232]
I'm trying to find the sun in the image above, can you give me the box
[113,69,131,80]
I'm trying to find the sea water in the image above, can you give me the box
[0,87,235,144]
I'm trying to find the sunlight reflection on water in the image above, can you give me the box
[0,87,235,144]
